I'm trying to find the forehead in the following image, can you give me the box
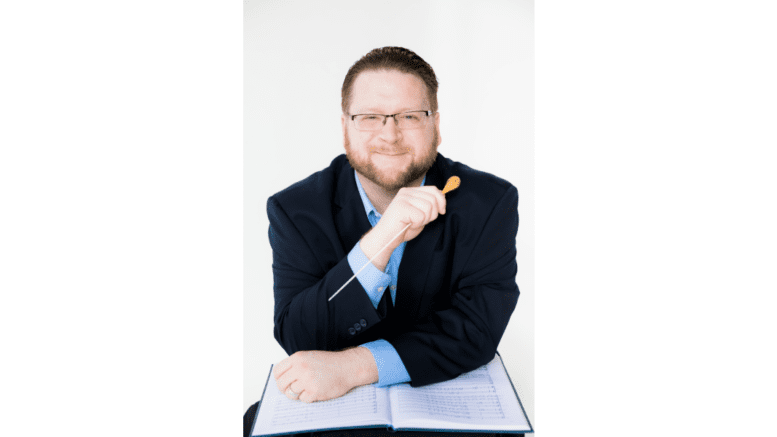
[349,69,429,113]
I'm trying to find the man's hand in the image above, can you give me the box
[273,348,379,403]
[360,186,446,271]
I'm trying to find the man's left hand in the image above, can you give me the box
[273,348,379,403]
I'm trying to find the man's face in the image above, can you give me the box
[342,69,441,192]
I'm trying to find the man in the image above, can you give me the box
[261,47,519,409]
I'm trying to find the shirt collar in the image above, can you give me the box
[353,170,426,218]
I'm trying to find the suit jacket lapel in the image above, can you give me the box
[333,159,372,255]
[396,155,448,320]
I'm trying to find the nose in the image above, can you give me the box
[378,115,402,143]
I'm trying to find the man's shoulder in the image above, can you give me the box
[268,154,350,210]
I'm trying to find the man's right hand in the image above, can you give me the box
[360,186,446,271]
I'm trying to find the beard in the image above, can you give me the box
[344,130,439,192]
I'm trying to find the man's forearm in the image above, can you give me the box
[346,346,380,387]
[359,225,400,272]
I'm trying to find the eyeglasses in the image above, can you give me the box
[348,110,434,131]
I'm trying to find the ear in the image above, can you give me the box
[341,114,348,143]
[434,112,442,147]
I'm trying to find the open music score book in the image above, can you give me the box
[251,353,533,436]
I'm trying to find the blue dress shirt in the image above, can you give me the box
[347,171,425,387]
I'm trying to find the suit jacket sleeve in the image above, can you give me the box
[267,195,382,354]
[389,185,520,387]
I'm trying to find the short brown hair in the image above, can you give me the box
[341,47,439,114]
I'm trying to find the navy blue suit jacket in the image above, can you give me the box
[267,153,519,387]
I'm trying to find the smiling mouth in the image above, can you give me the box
[372,149,410,156]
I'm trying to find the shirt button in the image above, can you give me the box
[354,323,362,332]
[378,286,383,292]
[348,327,356,335]
[390,285,396,291]
[360,319,367,327]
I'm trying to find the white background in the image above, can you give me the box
[2,1,776,436]
[243,0,535,420]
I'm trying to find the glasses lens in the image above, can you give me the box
[354,115,384,131]
[396,112,426,129]
[353,111,428,131]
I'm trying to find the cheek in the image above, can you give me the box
[353,134,379,151]
[407,132,434,149]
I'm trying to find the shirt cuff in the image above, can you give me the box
[359,340,411,387]
[347,241,391,309]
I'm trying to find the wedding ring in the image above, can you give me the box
[286,387,300,398]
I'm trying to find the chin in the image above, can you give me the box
[370,156,435,191]
[373,173,412,191]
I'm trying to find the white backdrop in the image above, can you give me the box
[5,1,777,436]
[244,0,535,423]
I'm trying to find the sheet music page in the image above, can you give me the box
[389,355,530,432]
[252,375,392,436]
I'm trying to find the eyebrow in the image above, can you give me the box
[354,107,425,114]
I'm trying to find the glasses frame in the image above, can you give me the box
[348,110,435,131]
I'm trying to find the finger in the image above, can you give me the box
[409,188,445,217]
[289,382,305,402]
[290,381,303,395]
[284,386,301,401]
[397,190,436,222]
[298,391,314,403]
[283,387,299,401]
[273,359,292,380]
[407,196,436,224]
[283,379,305,401]
[397,196,431,224]
[420,186,447,214]
[398,203,429,231]
[406,193,440,223]
[275,371,296,394]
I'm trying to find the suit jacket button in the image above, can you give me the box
[348,327,356,335]
[354,323,362,331]
[360,319,367,327]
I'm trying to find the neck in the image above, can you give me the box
[356,172,425,215]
